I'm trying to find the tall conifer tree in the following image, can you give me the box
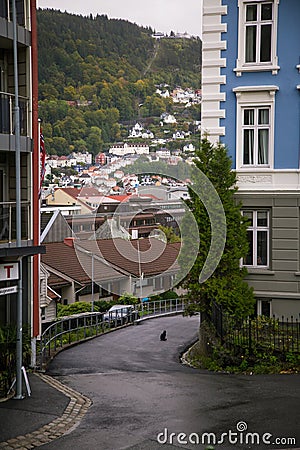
[180,138,255,318]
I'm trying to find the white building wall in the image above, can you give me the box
[201,0,227,143]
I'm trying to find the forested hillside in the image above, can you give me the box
[37,9,201,155]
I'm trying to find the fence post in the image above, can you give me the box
[68,317,71,344]
[282,315,285,352]
[220,308,223,344]
[248,318,252,355]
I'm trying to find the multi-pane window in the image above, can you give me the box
[235,0,279,75]
[242,106,270,166]
[245,2,273,64]
[243,210,269,267]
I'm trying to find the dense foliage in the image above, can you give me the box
[57,301,99,316]
[37,9,201,156]
[123,155,192,180]
[0,324,31,397]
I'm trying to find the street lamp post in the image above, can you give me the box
[136,239,143,301]
[91,253,94,313]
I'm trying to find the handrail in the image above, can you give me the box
[0,200,31,206]
[0,92,29,135]
[0,200,31,243]
[0,91,29,100]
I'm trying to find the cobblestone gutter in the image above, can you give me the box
[0,373,92,449]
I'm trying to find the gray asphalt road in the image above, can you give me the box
[44,315,300,450]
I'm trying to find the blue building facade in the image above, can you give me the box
[202,0,300,317]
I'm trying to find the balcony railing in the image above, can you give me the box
[0,0,25,26]
[0,92,29,136]
[0,201,31,243]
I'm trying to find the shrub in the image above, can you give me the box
[0,324,31,397]
[117,292,139,305]
[57,301,99,317]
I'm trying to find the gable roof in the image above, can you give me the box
[57,187,100,200]
[41,210,73,243]
[45,187,99,212]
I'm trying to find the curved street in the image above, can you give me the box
[43,315,299,450]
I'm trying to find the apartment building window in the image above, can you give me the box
[256,298,271,316]
[243,106,270,165]
[243,210,269,267]
[235,0,280,75]
[245,3,272,63]
[233,86,278,168]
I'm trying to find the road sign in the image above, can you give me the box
[0,285,18,296]
[0,262,19,281]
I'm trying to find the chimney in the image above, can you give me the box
[64,237,75,248]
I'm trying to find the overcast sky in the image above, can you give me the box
[37,0,202,37]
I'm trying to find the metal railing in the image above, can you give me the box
[39,299,186,368]
[0,92,29,136]
[0,0,25,26]
[0,200,31,243]
[138,298,185,317]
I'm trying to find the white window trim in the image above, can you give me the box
[243,210,270,269]
[256,298,272,316]
[242,106,271,166]
[235,0,280,76]
[233,85,279,169]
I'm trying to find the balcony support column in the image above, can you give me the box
[12,0,24,400]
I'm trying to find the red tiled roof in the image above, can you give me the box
[106,194,131,202]
[78,238,180,278]
[42,237,180,284]
[106,193,160,202]
[55,187,100,200]
[42,241,126,284]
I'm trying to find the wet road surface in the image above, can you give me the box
[44,315,300,450]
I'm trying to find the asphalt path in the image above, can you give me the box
[43,315,300,450]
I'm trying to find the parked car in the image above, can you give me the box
[103,304,139,326]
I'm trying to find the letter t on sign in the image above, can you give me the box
[0,262,19,281]
[4,265,13,278]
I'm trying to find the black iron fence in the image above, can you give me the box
[209,302,300,356]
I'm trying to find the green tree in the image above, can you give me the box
[158,225,181,243]
[50,136,69,155]
[180,138,254,319]
[86,126,103,154]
